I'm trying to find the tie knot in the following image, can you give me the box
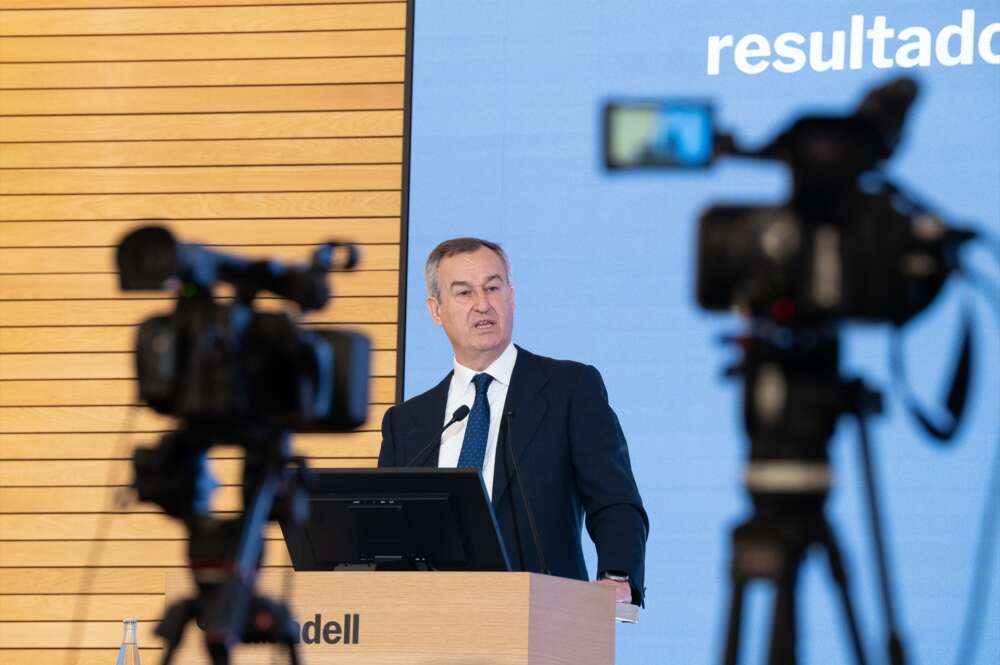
[472,373,494,395]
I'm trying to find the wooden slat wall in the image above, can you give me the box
[0,0,408,660]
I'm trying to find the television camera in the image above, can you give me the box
[604,78,986,665]
[117,226,371,664]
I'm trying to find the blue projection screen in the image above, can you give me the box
[402,2,999,663]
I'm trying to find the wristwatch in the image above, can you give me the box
[600,570,630,584]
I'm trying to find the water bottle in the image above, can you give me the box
[115,618,141,665]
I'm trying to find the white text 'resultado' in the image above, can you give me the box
[707,10,999,76]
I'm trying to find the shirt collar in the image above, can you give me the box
[452,343,517,393]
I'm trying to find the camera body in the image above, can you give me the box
[118,225,370,432]
[696,190,951,325]
[604,78,963,327]
[135,308,370,432]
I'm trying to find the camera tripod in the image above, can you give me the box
[132,424,311,665]
[720,332,907,665]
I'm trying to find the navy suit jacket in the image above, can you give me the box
[378,346,649,603]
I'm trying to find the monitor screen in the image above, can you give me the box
[280,469,511,572]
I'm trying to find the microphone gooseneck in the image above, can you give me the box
[504,409,550,575]
[404,405,471,467]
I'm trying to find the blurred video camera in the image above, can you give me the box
[604,78,972,325]
[116,226,372,663]
[603,78,992,664]
[118,225,370,432]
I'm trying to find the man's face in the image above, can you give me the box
[427,247,515,370]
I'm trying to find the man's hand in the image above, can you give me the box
[595,578,632,603]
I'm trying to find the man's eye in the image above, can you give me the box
[486,286,499,292]
[456,290,471,297]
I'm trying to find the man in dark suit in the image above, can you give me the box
[378,237,648,604]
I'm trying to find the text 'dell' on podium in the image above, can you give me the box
[164,570,617,665]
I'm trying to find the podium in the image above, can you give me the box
[163,570,617,664]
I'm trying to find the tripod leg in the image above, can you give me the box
[822,526,869,665]
[159,642,179,665]
[853,411,907,665]
[766,567,798,665]
[722,579,747,665]
[287,640,302,665]
[155,598,197,665]
[207,641,231,665]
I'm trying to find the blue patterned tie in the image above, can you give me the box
[457,373,494,470]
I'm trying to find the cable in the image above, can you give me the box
[973,229,1000,269]
[961,266,999,311]
[65,407,140,665]
[953,268,1000,665]
[889,293,974,445]
[954,426,1000,665]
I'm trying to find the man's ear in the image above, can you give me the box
[426,296,443,326]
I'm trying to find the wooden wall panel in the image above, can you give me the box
[0,621,164,650]
[2,0,390,8]
[0,459,373,490]
[0,375,394,405]
[0,349,396,379]
[0,244,400,272]
[0,540,295,568]
[0,137,405,168]
[0,270,400,298]
[2,651,141,665]
[0,30,405,61]
[0,594,165,621]
[0,56,404,88]
[0,431,383,460]
[0,323,398,352]
[0,403,390,434]
[0,110,404,141]
[0,83,404,114]
[0,165,402,194]
[1,218,400,247]
[0,0,408,659]
[0,191,401,220]
[0,568,173,594]
[0,297,399,326]
[0,3,406,35]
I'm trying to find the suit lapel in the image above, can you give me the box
[402,373,451,467]
[493,347,548,505]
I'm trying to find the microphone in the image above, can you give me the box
[503,409,550,575]
[404,405,471,467]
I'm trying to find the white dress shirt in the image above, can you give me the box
[436,343,517,498]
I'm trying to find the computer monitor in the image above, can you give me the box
[279,468,511,572]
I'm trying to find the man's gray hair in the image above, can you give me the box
[424,237,512,300]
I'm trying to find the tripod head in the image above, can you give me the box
[721,328,881,513]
